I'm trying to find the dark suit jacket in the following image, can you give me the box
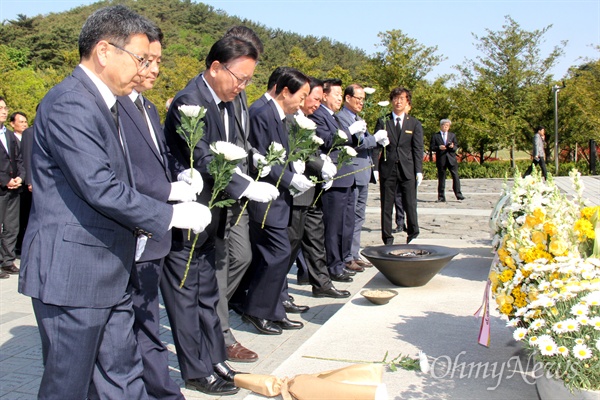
[375,113,424,181]
[247,100,294,228]
[0,127,25,195]
[249,94,269,113]
[118,94,179,262]
[19,66,172,308]
[336,107,376,186]
[309,105,356,188]
[164,73,249,203]
[430,131,458,168]
[20,127,33,186]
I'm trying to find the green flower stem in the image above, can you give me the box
[234,165,263,226]
[179,232,199,288]
[311,165,371,207]
[261,161,289,229]
[302,353,420,372]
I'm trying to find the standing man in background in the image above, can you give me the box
[9,111,31,256]
[376,87,423,245]
[430,118,464,202]
[523,125,547,180]
[0,97,24,279]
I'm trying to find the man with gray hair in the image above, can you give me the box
[430,118,464,202]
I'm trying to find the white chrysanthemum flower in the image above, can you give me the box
[513,327,528,341]
[563,318,580,332]
[530,319,546,330]
[270,142,284,152]
[363,87,376,95]
[210,141,247,161]
[577,315,590,326]
[573,344,592,360]
[343,146,358,157]
[311,135,324,145]
[552,321,567,334]
[551,279,565,289]
[588,316,600,330]
[528,336,539,346]
[571,303,589,317]
[575,338,586,345]
[418,351,430,374]
[557,346,569,356]
[378,101,390,107]
[337,130,347,140]
[538,281,551,291]
[294,114,317,130]
[179,104,202,118]
[539,340,557,356]
[582,291,600,306]
[506,319,520,328]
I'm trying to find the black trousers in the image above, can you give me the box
[524,158,547,179]
[437,161,462,199]
[380,165,419,244]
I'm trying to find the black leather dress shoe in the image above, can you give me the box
[312,286,351,298]
[185,373,239,395]
[436,198,446,202]
[342,268,357,276]
[384,238,394,246]
[282,300,309,314]
[213,362,240,383]
[288,294,295,302]
[330,272,353,282]
[242,314,282,335]
[407,233,419,243]
[274,317,304,330]
[456,194,465,200]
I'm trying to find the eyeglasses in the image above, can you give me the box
[109,42,150,71]
[222,64,253,88]
[0,106,9,112]
[350,95,365,102]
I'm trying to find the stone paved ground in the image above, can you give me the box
[0,176,597,399]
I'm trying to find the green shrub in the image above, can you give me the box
[421,159,592,180]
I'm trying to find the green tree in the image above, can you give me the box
[455,16,565,167]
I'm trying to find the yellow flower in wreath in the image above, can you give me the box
[549,239,568,256]
[574,218,595,240]
[499,269,515,282]
[543,222,557,236]
[531,230,546,245]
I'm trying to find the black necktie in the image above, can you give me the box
[134,95,150,132]
[395,117,402,135]
[218,101,226,124]
[110,104,119,129]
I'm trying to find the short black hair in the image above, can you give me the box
[78,5,154,60]
[274,68,309,96]
[343,83,363,99]
[536,125,546,133]
[224,25,264,55]
[322,78,342,94]
[146,23,163,45]
[307,76,324,92]
[9,111,27,123]
[267,66,291,91]
[389,87,412,105]
[205,35,259,69]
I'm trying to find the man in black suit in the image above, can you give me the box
[243,68,313,335]
[287,77,350,299]
[308,79,359,282]
[118,27,198,399]
[18,6,209,398]
[0,97,24,279]
[9,111,31,256]
[375,87,424,245]
[163,35,278,395]
[430,118,464,202]
[213,26,265,363]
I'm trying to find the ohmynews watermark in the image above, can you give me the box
[427,351,576,390]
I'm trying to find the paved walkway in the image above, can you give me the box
[0,176,598,399]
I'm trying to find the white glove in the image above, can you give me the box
[348,120,367,136]
[242,181,279,203]
[323,179,333,191]
[373,170,379,183]
[374,130,388,144]
[177,168,203,194]
[416,172,423,187]
[290,174,314,193]
[170,202,212,233]
[292,160,305,175]
[379,137,390,147]
[321,160,337,181]
[253,153,271,178]
[168,181,198,202]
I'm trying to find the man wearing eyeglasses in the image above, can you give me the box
[0,97,24,280]
[18,6,210,399]
[163,34,278,395]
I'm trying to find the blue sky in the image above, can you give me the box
[1,0,598,80]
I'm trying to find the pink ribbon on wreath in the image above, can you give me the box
[474,278,492,347]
